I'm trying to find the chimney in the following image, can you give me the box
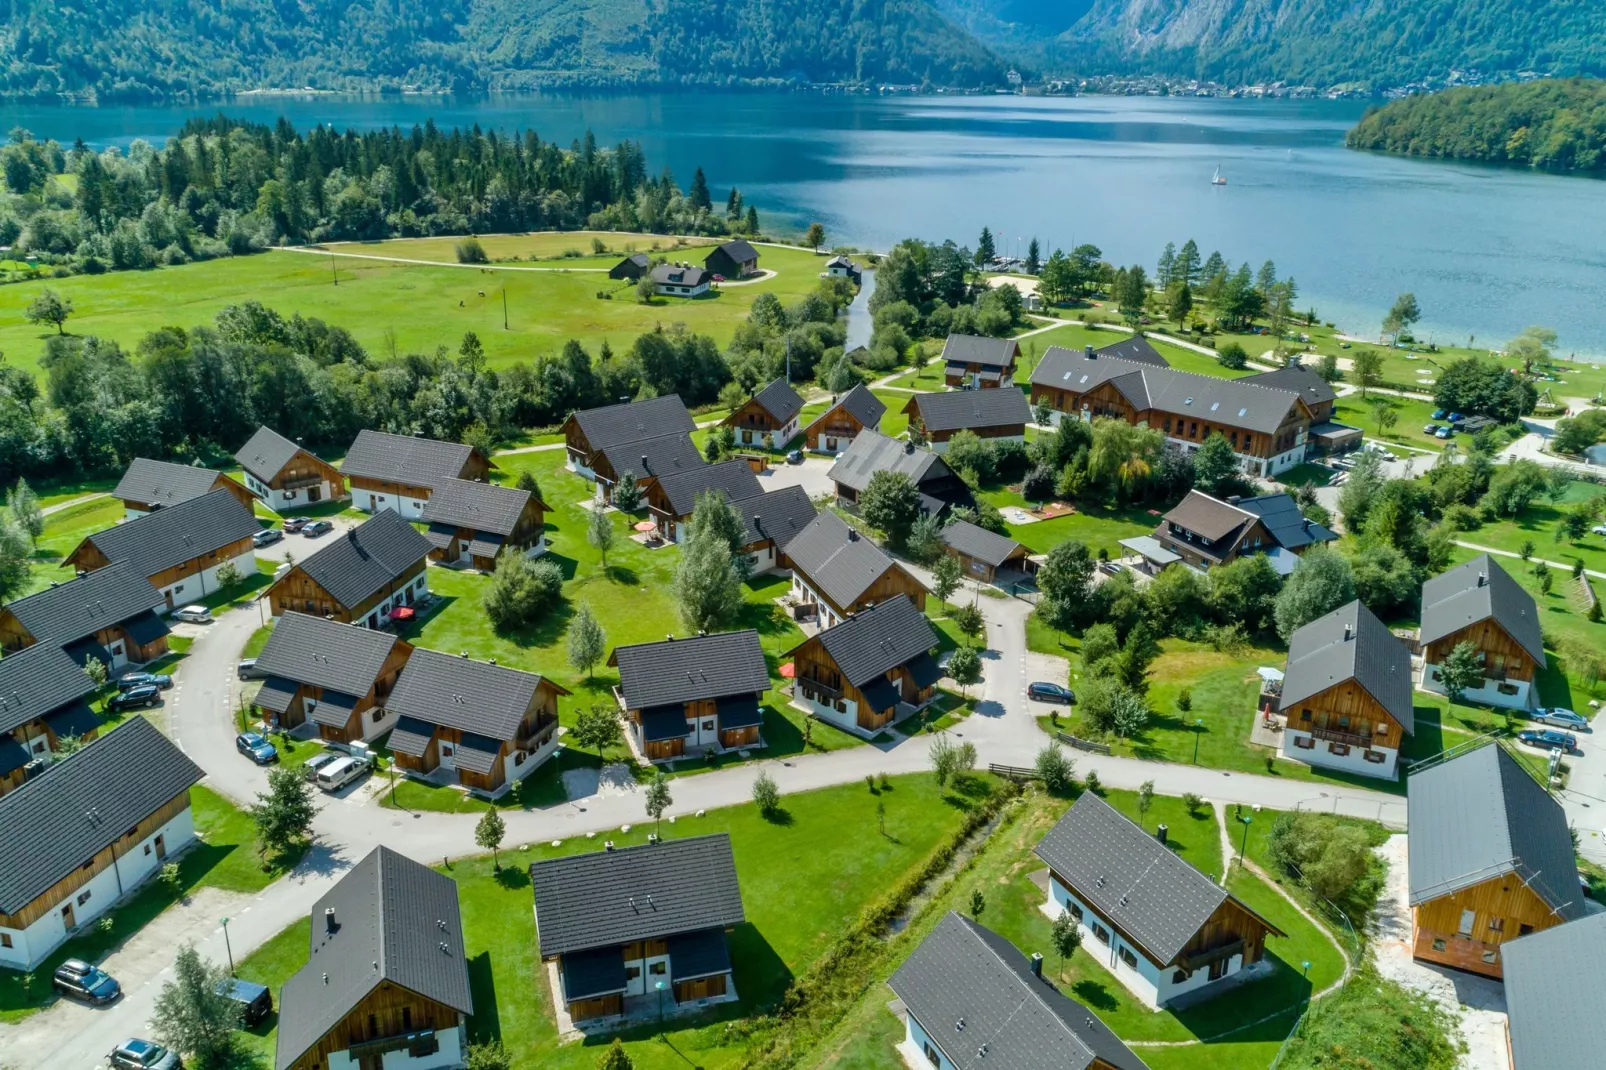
[1155,824,1168,846]
[1343,623,1353,641]
[1227,495,1241,505]
[324,907,338,933]
[641,455,648,470]
[1030,952,1044,977]
[1477,572,1488,588]
[1084,344,1095,359]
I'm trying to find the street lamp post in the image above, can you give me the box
[655,980,666,1029]
[1237,815,1253,868]
[1191,719,1204,764]
[221,917,235,975]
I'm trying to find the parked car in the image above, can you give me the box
[116,671,172,691]
[302,519,334,537]
[236,732,279,764]
[108,1039,181,1070]
[1533,708,1589,731]
[237,658,264,680]
[1447,412,1465,423]
[785,449,804,464]
[252,528,283,548]
[1432,408,1448,420]
[172,605,213,624]
[1422,423,1440,435]
[315,755,371,793]
[1434,426,1454,439]
[216,977,273,1027]
[301,751,344,782]
[1028,682,1076,704]
[108,685,162,712]
[1592,525,1606,537]
[53,959,120,1004]
[1517,729,1577,753]
[281,516,309,533]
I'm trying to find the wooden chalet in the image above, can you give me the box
[889,912,1148,1070]
[249,612,413,744]
[1407,743,1584,979]
[562,395,699,490]
[1243,363,1360,457]
[786,594,941,737]
[274,846,473,1070]
[529,834,746,1023]
[902,388,1031,451]
[0,644,101,797]
[235,425,345,510]
[643,459,762,544]
[1502,912,1606,1070]
[63,489,260,612]
[112,457,253,517]
[736,485,818,575]
[1034,793,1284,1009]
[721,378,805,450]
[940,519,1032,583]
[265,509,432,628]
[1419,555,1546,710]
[941,334,1020,389]
[608,252,651,280]
[801,384,886,453]
[386,649,568,795]
[420,477,548,570]
[1151,491,1334,573]
[827,429,973,515]
[703,239,759,278]
[0,562,169,670]
[339,430,494,520]
[824,254,861,283]
[609,630,770,762]
[781,511,926,629]
[0,719,202,970]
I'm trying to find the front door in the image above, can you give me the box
[61,902,75,930]
[439,742,455,769]
[308,485,321,503]
[368,493,378,510]
[154,834,167,862]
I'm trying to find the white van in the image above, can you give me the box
[314,755,369,793]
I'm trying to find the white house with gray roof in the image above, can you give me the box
[1418,554,1546,710]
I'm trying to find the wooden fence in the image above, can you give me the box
[1057,731,1113,755]
[987,763,1040,781]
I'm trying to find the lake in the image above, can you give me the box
[6,91,1606,356]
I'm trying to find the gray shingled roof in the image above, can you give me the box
[596,431,704,483]
[1030,348,1156,397]
[1031,350,1308,435]
[234,425,306,481]
[75,489,259,579]
[889,912,1149,1070]
[0,642,97,736]
[254,611,404,699]
[529,834,746,956]
[652,263,710,287]
[652,459,763,518]
[795,594,939,688]
[610,629,769,711]
[112,458,227,509]
[1243,364,1338,407]
[745,378,805,425]
[1235,493,1337,551]
[571,395,696,451]
[274,846,472,1070]
[738,485,818,551]
[707,238,758,265]
[905,388,1032,434]
[784,511,915,611]
[805,383,886,437]
[1407,743,1583,920]
[0,718,203,914]
[1092,335,1170,367]
[1034,793,1277,965]
[940,334,1019,372]
[1502,912,1606,1070]
[3,562,166,647]
[941,519,1025,569]
[1162,491,1256,545]
[292,509,432,610]
[421,477,537,537]
[339,430,480,488]
[1420,554,1546,665]
[1280,601,1414,733]
[827,429,946,494]
[384,648,561,742]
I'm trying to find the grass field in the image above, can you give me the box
[0,236,835,376]
[1332,394,1445,455]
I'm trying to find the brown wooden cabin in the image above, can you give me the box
[562,395,698,487]
[340,429,494,517]
[609,631,770,762]
[781,511,927,629]
[421,478,549,571]
[235,425,346,509]
[785,594,941,735]
[642,459,763,544]
[802,384,886,453]
[720,378,805,450]
[0,644,102,797]
[901,388,1032,449]
[112,457,256,516]
[249,611,414,744]
[265,510,432,628]
[0,562,170,669]
[267,556,425,625]
[1418,555,1546,711]
[940,334,1019,389]
[939,519,1032,584]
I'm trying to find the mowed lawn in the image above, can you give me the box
[0,236,833,376]
[233,773,990,1070]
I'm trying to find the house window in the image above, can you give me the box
[1519,924,1535,936]
[76,890,92,907]
[1364,750,1386,764]
[649,962,667,976]
[835,700,847,713]
[702,720,715,732]
[1118,947,1138,969]
[1457,909,1476,937]
[1432,938,1447,951]
[144,844,152,855]
[1337,715,1350,728]
[1481,949,1499,965]
[1375,724,1389,738]
[1293,736,1315,750]
[1487,917,1505,933]
[1208,958,1228,981]
[1329,743,1350,757]
[1092,924,1110,945]
[1497,681,1520,696]
[1300,709,1312,722]
[174,584,184,595]
[1172,968,1188,984]
[402,1007,412,1032]
[625,967,642,981]
[1068,902,1083,921]
[372,709,384,722]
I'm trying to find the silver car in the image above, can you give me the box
[1533,708,1589,731]
[109,1039,181,1070]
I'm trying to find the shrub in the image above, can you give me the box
[455,237,488,263]
[482,553,564,631]
[1035,743,1075,794]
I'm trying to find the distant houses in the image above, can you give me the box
[902,389,1031,453]
[265,509,432,628]
[609,630,770,762]
[235,426,346,510]
[608,252,651,280]
[782,511,927,628]
[802,384,885,454]
[1418,554,1545,710]
[0,562,169,670]
[421,477,548,570]
[563,395,700,491]
[340,430,495,519]
[941,334,1019,389]
[249,611,413,743]
[721,378,805,450]
[824,254,861,283]
[704,239,759,279]
[785,594,941,737]
[651,263,710,297]
[112,457,254,518]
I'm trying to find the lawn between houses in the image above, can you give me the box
[232,773,992,1070]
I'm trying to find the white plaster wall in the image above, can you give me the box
[157,548,258,612]
[1420,664,1532,710]
[906,1016,957,1070]
[1281,729,1399,779]
[503,731,559,784]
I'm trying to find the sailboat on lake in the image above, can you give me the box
[1212,165,1227,186]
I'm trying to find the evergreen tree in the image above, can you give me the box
[1157,242,1176,287]
[975,226,996,266]
[596,1039,635,1070]
[587,504,616,569]
[689,167,712,211]
[1025,237,1041,275]
[726,188,742,220]
[1175,239,1201,285]
[744,205,759,234]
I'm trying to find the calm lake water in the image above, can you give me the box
[6,91,1606,355]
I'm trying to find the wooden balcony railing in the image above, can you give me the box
[1310,726,1375,749]
[797,674,842,699]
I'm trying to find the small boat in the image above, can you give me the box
[1212,166,1227,186]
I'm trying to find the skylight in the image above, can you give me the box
[1210,402,1220,412]
[1238,407,1248,417]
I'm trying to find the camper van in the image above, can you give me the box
[314,755,370,793]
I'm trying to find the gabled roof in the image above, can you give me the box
[743,378,805,425]
[805,384,886,437]
[1407,743,1583,921]
[1091,334,1170,367]
[738,485,818,551]
[615,252,650,270]
[795,594,939,688]
[1234,493,1337,551]
[827,429,947,494]
[0,642,97,735]
[291,509,432,610]
[0,718,202,915]
[596,432,704,482]
[651,263,709,287]
[384,648,564,742]
[940,334,1019,371]
[1502,912,1606,1070]
[652,459,763,518]
[1162,490,1256,545]
[1242,364,1338,407]
[889,913,1149,1070]
[421,478,538,538]
[1031,350,1309,435]
[570,395,696,452]
[1419,554,1546,665]
[254,611,405,698]
[707,238,758,264]
[339,430,483,489]
[784,511,914,610]
[941,519,1025,569]
[1034,793,1281,965]
[234,426,308,481]
[73,489,259,579]
[1031,349,1157,396]
[2,562,166,646]
[274,846,472,1070]
[904,388,1032,434]
[529,834,745,956]
[1280,601,1414,733]
[609,629,769,711]
[112,458,227,508]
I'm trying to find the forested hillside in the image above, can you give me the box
[1346,79,1606,174]
[0,0,1004,99]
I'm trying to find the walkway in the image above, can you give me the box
[273,245,608,273]
[41,492,109,515]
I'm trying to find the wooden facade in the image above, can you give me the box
[1157,516,1275,569]
[1279,678,1407,759]
[0,615,167,666]
[1413,874,1563,979]
[0,789,188,931]
[556,935,732,1021]
[723,396,788,437]
[65,534,256,608]
[263,640,413,742]
[428,499,548,571]
[674,974,728,1002]
[254,450,344,503]
[804,405,874,451]
[622,695,762,762]
[789,637,935,732]
[282,979,465,1070]
[390,679,564,791]
[266,557,426,624]
[121,473,254,515]
[903,407,1024,445]
[785,556,927,622]
[943,543,1031,584]
[1422,619,1539,689]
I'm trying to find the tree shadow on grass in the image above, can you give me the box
[544,551,581,581]
[760,807,795,827]
[494,865,531,891]
[1071,978,1120,1012]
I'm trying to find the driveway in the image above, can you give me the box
[753,455,836,500]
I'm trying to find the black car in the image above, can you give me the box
[252,528,283,548]
[236,732,279,764]
[281,516,309,533]
[216,977,273,1026]
[107,685,162,712]
[53,959,121,1004]
[1028,682,1076,704]
[116,672,172,692]
[108,1039,181,1070]
[302,519,334,537]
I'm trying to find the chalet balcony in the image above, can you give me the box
[279,473,326,490]
[1309,726,1376,749]
[347,1029,441,1061]
[796,674,842,699]
[515,716,558,753]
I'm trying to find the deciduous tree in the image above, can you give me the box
[6,478,42,540]
[249,766,316,863]
[24,289,72,334]
[672,527,743,632]
[475,807,506,870]
[859,469,922,548]
[1274,546,1357,640]
[572,704,622,760]
[1438,640,1484,704]
[152,945,240,1068]
[804,222,825,252]
[947,644,982,699]
[567,602,606,680]
[644,771,672,836]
